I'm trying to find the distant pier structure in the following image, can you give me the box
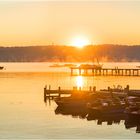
[70,66,140,76]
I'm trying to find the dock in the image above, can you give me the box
[44,85,97,102]
[44,85,132,102]
[70,66,140,76]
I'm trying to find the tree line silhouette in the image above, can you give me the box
[0,44,139,62]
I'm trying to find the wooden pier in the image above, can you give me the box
[70,66,140,76]
[43,85,132,102]
[44,85,97,102]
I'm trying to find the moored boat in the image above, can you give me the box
[54,91,94,108]
[87,98,126,115]
[0,66,4,70]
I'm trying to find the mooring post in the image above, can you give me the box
[58,86,61,97]
[71,68,73,76]
[93,86,96,92]
[92,69,94,75]
[79,69,81,75]
[89,86,92,91]
[49,85,51,90]
[44,85,47,102]
[108,86,110,91]
[73,86,77,91]
[110,89,113,97]
[126,85,130,93]
[48,85,51,98]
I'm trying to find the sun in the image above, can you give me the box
[71,36,90,48]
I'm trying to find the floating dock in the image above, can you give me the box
[70,66,140,76]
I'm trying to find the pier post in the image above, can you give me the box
[106,70,108,75]
[79,69,81,75]
[111,70,113,76]
[136,70,139,76]
[93,86,96,92]
[49,85,51,90]
[118,70,120,75]
[89,86,92,91]
[108,86,111,91]
[92,69,94,75]
[103,69,104,75]
[121,69,123,76]
[110,89,113,97]
[99,69,101,75]
[44,87,47,102]
[129,70,131,76]
[71,68,73,76]
[85,69,88,75]
[73,86,77,91]
[58,86,61,98]
[133,70,135,76]
[125,85,129,93]
[95,70,97,75]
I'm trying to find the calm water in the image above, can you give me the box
[0,62,140,139]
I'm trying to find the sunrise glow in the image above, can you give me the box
[71,36,90,48]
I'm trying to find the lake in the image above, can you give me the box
[0,62,140,139]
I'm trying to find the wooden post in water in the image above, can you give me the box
[133,70,135,76]
[110,88,113,98]
[129,70,131,76]
[89,86,92,91]
[73,86,77,91]
[124,85,129,93]
[108,86,111,91]
[92,69,94,75]
[136,70,139,76]
[71,68,73,76]
[44,86,47,102]
[58,86,61,98]
[79,69,81,75]
[93,86,96,92]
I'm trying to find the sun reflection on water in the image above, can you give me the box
[76,76,84,89]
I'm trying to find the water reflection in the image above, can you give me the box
[125,115,140,133]
[55,106,88,119]
[55,106,140,133]
[76,76,84,89]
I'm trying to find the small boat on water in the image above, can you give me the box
[55,91,94,108]
[0,66,4,70]
[49,63,77,68]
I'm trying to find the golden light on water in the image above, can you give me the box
[76,76,84,88]
[70,36,90,48]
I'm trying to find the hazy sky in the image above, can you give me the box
[0,0,140,46]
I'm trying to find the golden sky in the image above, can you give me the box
[0,0,140,46]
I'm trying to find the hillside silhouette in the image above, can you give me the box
[0,45,140,62]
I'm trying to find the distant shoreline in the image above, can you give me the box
[0,45,140,62]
